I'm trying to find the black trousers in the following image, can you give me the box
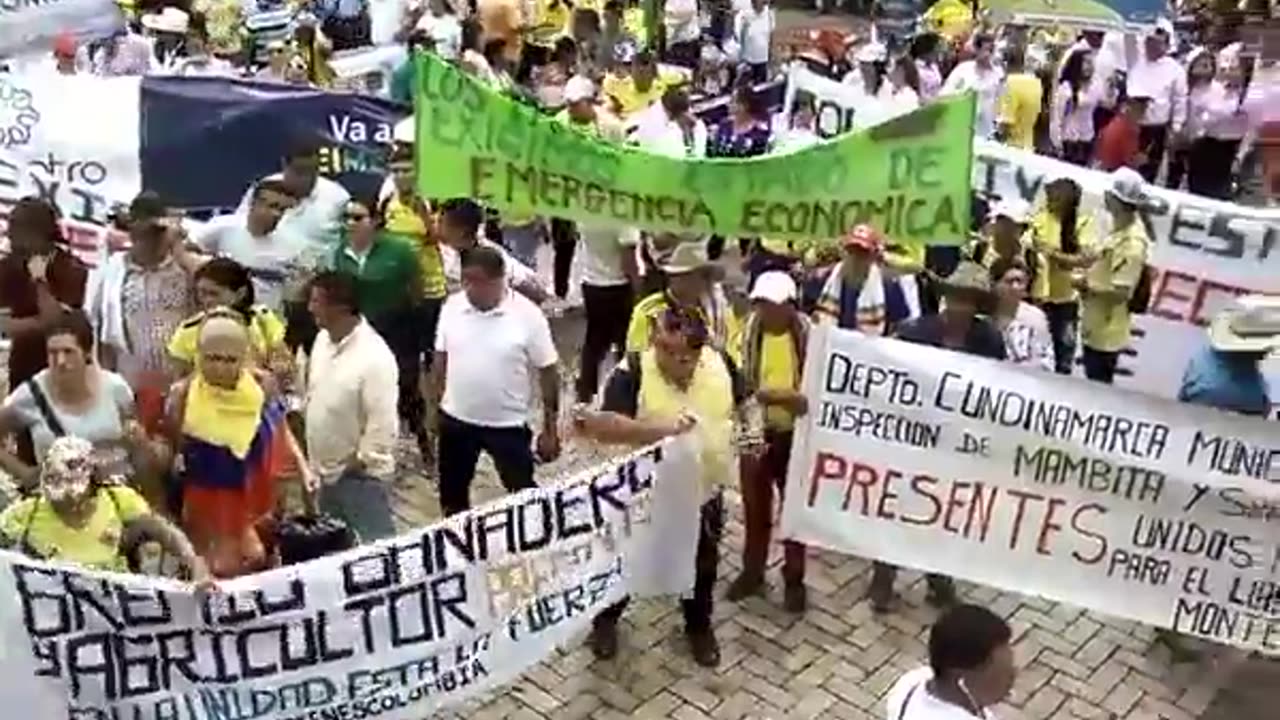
[1083,347,1119,384]
[370,306,425,437]
[418,297,443,372]
[1042,301,1079,376]
[1187,137,1240,200]
[664,40,700,70]
[1061,140,1092,167]
[577,283,633,402]
[550,218,577,300]
[437,413,536,516]
[594,492,724,633]
[1138,124,1168,183]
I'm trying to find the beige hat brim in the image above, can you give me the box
[1208,312,1280,354]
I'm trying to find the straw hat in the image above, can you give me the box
[937,260,992,296]
[659,239,710,274]
[1208,295,1280,355]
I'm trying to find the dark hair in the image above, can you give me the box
[553,36,578,64]
[1050,178,1082,254]
[603,0,622,12]
[972,33,995,51]
[309,271,360,314]
[406,30,432,52]
[45,308,95,355]
[892,55,921,94]
[929,604,1012,678]
[792,91,815,115]
[461,18,482,52]
[909,33,940,60]
[128,191,168,223]
[459,244,505,278]
[661,86,690,116]
[482,38,507,66]
[733,83,766,120]
[252,178,296,201]
[283,136,322,164]
[988,256,1028,285]
[195,257,256,316]
[1058,48,1091,113]
[634,50,655,67]
[440,198,484,236]
[348,193,385,228]
[655,306,709,349]
[1002,45,1026,72]
[8,196,64,247]
[389,144,415,165]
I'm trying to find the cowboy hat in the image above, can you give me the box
[141,7,190,34]
[659,239,710,274]
[1208,295,1280,355]
[937,260,993,296]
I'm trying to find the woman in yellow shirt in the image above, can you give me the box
[1027,176,1096,376]
[168,258,289,381]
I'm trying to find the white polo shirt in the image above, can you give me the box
[436,289,559,428]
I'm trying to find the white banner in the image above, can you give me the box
[0,73,141,261]
[781,326,1280,654]
[0,0,123,61]
[0,438,701,719]
[783,65,1280,411]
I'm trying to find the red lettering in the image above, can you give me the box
[902,474,942,526]
[1190,278,1249,327]
[806,452,848,507]
[1036,497,1066,556]
[1148,267,1258,326]
[1149,269,1196,322]
[1069,503,1109,565]
[942,481,972,534]
[965,484,998,542]
[876,469,902,520]
[847,463,878,515]
[1006,488,1043,551]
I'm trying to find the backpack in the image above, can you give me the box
[1128,264,1155,314]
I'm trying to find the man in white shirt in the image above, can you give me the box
[577,225,640,402]
[435,198,548,302]
[195,179,312,313]
[663,0,701,69]
[433,245,562,515]
[733,0,775,84]
[305,271,401,541]
[633,87,709,158]
[236,138,352,252]
[1126,23,1186,182]
[941,33,1004,139]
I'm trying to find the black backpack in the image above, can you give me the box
[1128,265,1155,314]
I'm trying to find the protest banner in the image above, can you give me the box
[0,437,701,719]
[781,64,1280,411]
[0,0,123,58]
[781,326,1280,654]
[413,54,976,244]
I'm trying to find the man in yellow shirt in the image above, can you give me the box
[964,197,1049,303]
[996,46,1043,151]
[626,238,740,360]
[726,272,811,613]
[1079,169,1151,384]
[603,50,669,117]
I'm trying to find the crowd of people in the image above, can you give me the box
[1,0,1278,717]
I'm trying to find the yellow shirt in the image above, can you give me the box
[1081,221,1149,353]
[529,0,571,45]
[0,486,150,572]
[384,193,447,299]
[1028,208,1096,304]
[964,235,1050,302]
[168,306,287,366]
[623,7,646,43]
[637,347,734,500]
[998,73,1044,151]
[603,73,672,117]
[759,332,797,430]
[626,292,742,362]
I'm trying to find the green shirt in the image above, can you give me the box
[331,232,421,319]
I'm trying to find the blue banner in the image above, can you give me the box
[138,77,409,216]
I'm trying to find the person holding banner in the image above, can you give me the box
[809,224,914,336]
[726,271,811,613]
[871,261,1006,612]
[964,198,1047,304]
[1077,168,1152,385]
[574,305,757,667]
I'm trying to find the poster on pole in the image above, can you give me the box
[781,325,1280,654]
[0,438,701,718]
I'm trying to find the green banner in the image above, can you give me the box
[414,55,976,244]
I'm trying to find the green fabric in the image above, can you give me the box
[331,232,420,318]
[413,54,976,245]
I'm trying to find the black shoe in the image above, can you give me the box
[687,629,721,667]
[588,620,619,660]
[925,577,958,608]
[783,582,808,614]
[725,572,764,602]
[869,577,895,614]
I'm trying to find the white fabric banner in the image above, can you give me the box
[0,438,701,719]
[783,65,1280,412]
[0,73,141,261]
[0,0,123,58]
[781,326,1280,654]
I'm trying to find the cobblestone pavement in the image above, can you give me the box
[384,299,1276,720]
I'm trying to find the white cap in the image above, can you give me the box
[1107,167,1148,206]
[855,42,887,64]
[749,270,798,304]
[564,75,595,103]
[989,197,1031,224]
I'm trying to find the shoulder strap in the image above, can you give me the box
[25,379,66,438]
[971,240,989,263]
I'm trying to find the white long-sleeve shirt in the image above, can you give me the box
[941,60,1004,138]
[1049,80,1100,146]
[440,237,542,295]
[733,7,775,65]
[1202,81,1251,140]
[305,319,399,483]
[1127,54,1188,131]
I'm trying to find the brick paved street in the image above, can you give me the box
[384,298,1276,720]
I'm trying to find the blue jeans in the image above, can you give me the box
[1043,302,1079,376]
[319,470,397,543]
